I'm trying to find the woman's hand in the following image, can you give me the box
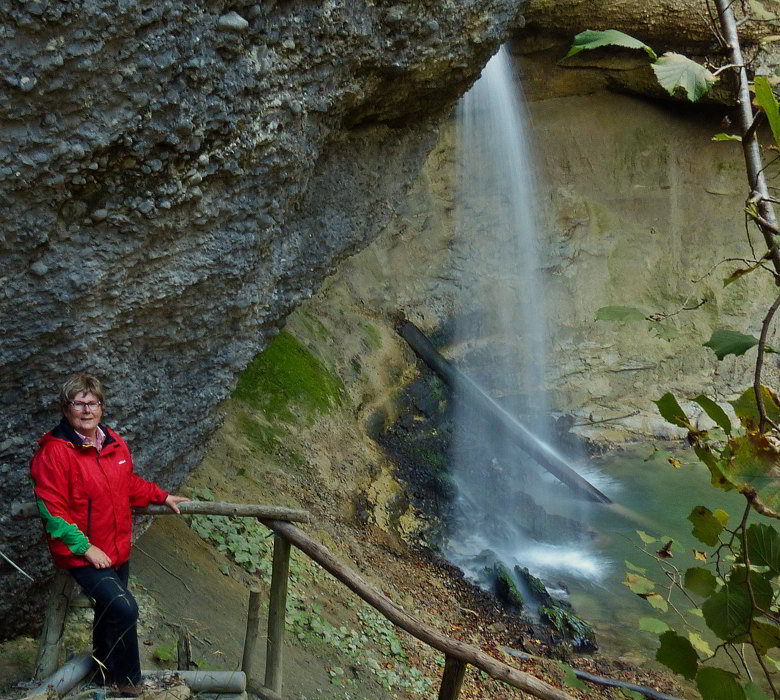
[164,494,189,514]
[85,545,112,569]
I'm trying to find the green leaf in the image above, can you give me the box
[743,620,780,655]
[755,76,780,148]
[595,305,647,322]
[747,523,780,572]
[637,530,658,544]
[654,393,690,429]
[649,322,680,341]
[696,667,746,700]
[702,582,752,640]
[652,52,717,101]
[729,567,774,610]
[625,560,647,574]
[645,593,669,612]
[694,443,733,491]
[704,330,760,360]
[693,395,732,435]
[712,133,743,142]
[688,631,714,657]
[558,662,587,690]
[714,509,729,527]
[639,617,670,634]
[688,506,724,546]
[722,432,780,516]
[684,567,718,598]
[620,690,644,700]
[724,263,762,287]
[731,386,780,431]
[656,631,699,679]
[566,30,657,60]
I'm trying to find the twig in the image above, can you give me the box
[732,641,753,679]
[646,292,709,322]
[135,546,192,593]
[705,0,728,45]
[743,111,764,142]
[690,256,769,283]
[739,501,777,696]
[571,410,640,427]
[754,293,780,431]
[712,62,743,76]
[0,548,34,581]
[722,643,744,675]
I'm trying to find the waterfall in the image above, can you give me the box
[446,46,612,595]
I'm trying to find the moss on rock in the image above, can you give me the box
[491,562,524,610]
[233,330,345,423]
[515,566,553,608]
[541,605,597,652]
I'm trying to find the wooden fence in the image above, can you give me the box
[12,500,573,700]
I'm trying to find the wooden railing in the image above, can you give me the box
[13,501,573,700]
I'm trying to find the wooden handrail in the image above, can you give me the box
[11,501,310,523]
[263,520,574,700]
[15,499,571,699]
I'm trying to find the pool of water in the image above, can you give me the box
[563,444,745,660]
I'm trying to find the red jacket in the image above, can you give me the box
[30,418,168,569]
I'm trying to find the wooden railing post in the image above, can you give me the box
[438,655,467,700]
[242,588,262,681]
[264,534,291,696]
[34,569,75,681]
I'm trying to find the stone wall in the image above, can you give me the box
[0,0,524,639]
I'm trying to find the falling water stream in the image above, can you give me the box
[442,47,745,660]
[446,46,613,603]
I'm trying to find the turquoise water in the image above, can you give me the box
[566,444,746,659]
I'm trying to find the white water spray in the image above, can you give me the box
[447,46,613,590]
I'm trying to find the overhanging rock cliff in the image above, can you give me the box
[0,0,523,638]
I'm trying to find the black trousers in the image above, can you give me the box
[69,561,141,686]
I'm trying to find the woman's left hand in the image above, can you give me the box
[164,494,190,514]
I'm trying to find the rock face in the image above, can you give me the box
[315,57,780,443]
[0,1,524,638]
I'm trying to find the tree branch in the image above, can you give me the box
[754,293,780,431]
[715,0,780,276]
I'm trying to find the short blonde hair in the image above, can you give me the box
[60,373,105,412]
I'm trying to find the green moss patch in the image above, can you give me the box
[233,331,345,423]
[541,606,597,652]
[361,321,382,351]
[237,412,285,453]
[491,562,524,610]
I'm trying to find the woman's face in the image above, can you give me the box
[64,391,103,437]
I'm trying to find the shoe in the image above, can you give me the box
[114,684,144,698]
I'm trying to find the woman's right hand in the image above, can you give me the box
[84,545,112,569]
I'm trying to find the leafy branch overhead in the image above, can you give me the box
[566,30,717,102]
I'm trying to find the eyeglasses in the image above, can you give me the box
[68,401,102,411]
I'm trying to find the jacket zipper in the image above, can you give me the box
[94,450,120,558]
[87,498,92,538]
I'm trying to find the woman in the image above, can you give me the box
[30,374,188,697]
